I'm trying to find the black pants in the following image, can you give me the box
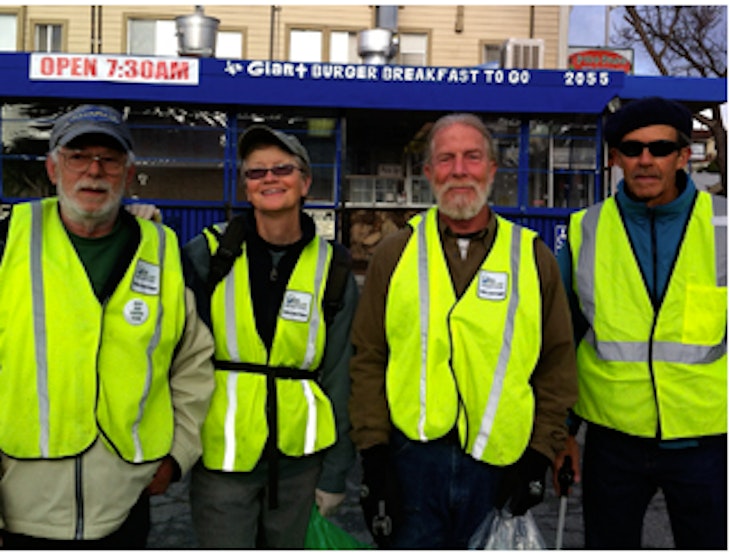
[1,492,150,549]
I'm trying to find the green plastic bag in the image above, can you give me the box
[304,506,373,549]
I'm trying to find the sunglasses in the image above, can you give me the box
[616,140,681,158]
[243,164,300,180]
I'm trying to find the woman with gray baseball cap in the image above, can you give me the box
[183,124,358,548]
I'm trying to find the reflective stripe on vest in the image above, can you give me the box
[570,192,727,438]
[201,230,336,472]
[0,198,184,461]
[385,207,541,465]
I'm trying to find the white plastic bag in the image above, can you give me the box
[468,508,546,550]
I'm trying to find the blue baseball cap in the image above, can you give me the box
[50,104,134,152]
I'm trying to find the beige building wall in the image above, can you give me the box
[9,4,565,68]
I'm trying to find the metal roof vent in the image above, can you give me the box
[175,6,220,58]
[357,28,399,65]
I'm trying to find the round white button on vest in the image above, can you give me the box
[124,298,149,325]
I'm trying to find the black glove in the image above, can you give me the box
[359,445,401,548]
[496,447,551,516]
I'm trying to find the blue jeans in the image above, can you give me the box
[390,429,503,549]
[582,424,727,549]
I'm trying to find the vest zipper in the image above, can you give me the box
[74,456,84,539]
[648,210,662,439]
[74,301,105,538]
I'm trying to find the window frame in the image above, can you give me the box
[123,13,178,56]
[216,25,246,60]
[480,40,502,67]
[123,13,243,59]
[286,24,362,63]
[0,8,22,51]
[394,28,431,66]
[31,19,67,53]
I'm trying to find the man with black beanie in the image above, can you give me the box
[555,96,727,549]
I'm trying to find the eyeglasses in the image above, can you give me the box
[616,140,681,158]
[243,164,300,180]
[60,151,126,175]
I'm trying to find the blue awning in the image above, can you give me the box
[0,52,725,115]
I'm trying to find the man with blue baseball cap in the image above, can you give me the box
[555,96,727,548]
[0,104,214,548]
[49,104,135,153]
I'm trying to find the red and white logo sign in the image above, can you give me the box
[568,49,632,74]
[30,53,199,85]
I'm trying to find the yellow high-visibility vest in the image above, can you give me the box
[201,226,336,472]
[0,198,185,462]
[569,193,727,438]
[385,207,542,466]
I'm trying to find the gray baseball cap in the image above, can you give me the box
[238,124,311,174]
[50,104,134,152]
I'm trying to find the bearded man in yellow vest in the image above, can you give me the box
[555,96,727,549]
[0,104,215,547]
[349,112,578,548]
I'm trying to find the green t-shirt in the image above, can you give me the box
[68,218,134,299]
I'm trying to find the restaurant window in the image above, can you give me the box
[529,118,598,209]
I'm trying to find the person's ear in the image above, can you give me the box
[46,155,59,187]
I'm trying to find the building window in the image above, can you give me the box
[529,119,598,209]
[289,28,359,63]
[128,18,241,58]
[128,19,178,56]
[395,33,427,66]
[482,43,501,67]
[216,30,244,59]
[0,13,18,51]
[34,23,63,53]
[289,29,323,62]
[329,30,359,63]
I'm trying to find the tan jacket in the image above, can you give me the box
[349,210,578,461]
[0,289,215,540]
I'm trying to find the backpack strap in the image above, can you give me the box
[206,215,351,324]
[323,241,352,325]
[206,214,247,294]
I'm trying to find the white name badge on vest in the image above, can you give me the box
[131,259,161,295]
[477,270,508,301]
[281,290,313,323]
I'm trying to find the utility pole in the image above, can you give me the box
[604,6,613,47]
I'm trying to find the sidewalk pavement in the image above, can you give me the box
[148,447,674,549]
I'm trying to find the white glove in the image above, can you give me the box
[126,203,162,223]
[315,488,346,517]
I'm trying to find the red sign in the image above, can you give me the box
[568,49,631,73]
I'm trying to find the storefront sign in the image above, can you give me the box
[30,53,199,85]
[568,48,633,74]
[225,59,616,89]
